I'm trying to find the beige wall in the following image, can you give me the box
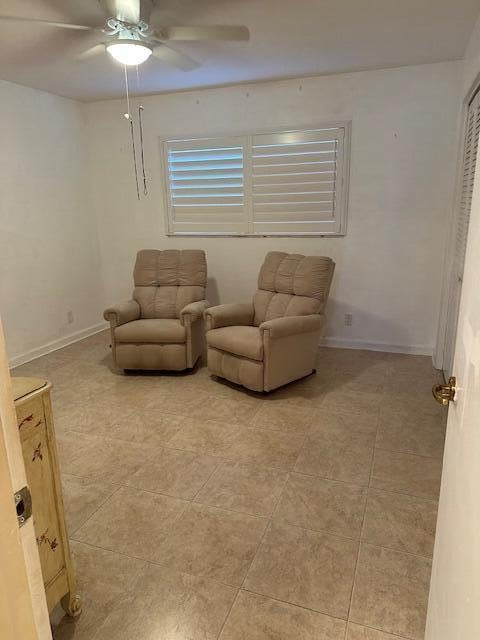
[86,61,462,355]
[0,80,105,365]
[0,60,465,362]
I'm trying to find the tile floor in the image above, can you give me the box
[12,331,447,640]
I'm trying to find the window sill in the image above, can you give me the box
[166,232,346,238]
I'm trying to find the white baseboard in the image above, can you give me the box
[9,325,433,369]
[9,322,109,369]
[320,336,433,356]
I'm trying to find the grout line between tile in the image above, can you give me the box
[240,586,349,625]
[69,538,245,591]
[343,402,380,637]
[239,518,273,591]
[215,587,241,640]
[69,484,124,535]
[349,621,411,639]
[373,443,445,460]
[60,441,440,504]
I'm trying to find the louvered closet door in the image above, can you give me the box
[165,137,247,234]
[251,127,347,235]
[443,89,480,376]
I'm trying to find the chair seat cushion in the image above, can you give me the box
[207,326,263,361]
[115,319,186,344]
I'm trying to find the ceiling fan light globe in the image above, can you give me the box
[106,41,152,66]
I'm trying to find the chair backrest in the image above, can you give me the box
[133,249,207,319]
[253,251,335,326]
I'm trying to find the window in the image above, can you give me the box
[162,123,350,236]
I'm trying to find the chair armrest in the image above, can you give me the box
[260,314,323,339]
[180,300,209,325]
[204,303,254,330]
[103,300,140,327]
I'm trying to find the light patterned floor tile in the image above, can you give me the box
[376,408,445,458]
[252,403,316,435]
[275,473,367,538]
[346,623,409,639]
[91,564,237,640]
[350,544,431,640]
[14,340,445,640]
[167,418,243,455]
[244,522,358,618]
[195,460,288,516]
[321,389,382,417]
[295,438,374,485]
[371,449,442,500]
[220,591,346,640]
[52,541,146,640]
[57,431,150,484]
[362,489,437,557]
[91,410,186,446]
[308,409,378,448]
[127,447,220,499]
[223,427,306,470]
[154,503,268,586]
[73,486,187,562]
[61,474,118,535]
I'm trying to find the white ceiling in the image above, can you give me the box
[0,0,479,101]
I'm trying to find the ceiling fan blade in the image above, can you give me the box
[159,25,250,41]
[76,43,106,61]
[100,0,152,23]
[0,15,93,30]
[151,44,199,71]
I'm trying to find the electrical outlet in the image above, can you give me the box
[344,313,353,326]
[67,311,74,324]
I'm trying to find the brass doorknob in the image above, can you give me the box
[432,376,456,406]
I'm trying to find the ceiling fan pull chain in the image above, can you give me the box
[123,65,140,200]
[129,118,140,200]
[135,66,148,197]
[138,105,148,196]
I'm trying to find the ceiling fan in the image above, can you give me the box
[0,0,250,71]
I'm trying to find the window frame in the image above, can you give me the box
[160,121,351,237]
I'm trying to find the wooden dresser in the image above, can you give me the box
[12,377,81,618]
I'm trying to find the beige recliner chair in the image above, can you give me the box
[104,249,208,372]
[205,252,335,392]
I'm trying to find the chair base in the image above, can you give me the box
[211,366,318,395]
[114,341,193,372]
[123,364,198,376]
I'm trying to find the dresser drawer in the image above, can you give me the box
[22,425,66,586]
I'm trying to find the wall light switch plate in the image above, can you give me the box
[344,313,353,326]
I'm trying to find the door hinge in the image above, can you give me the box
[14,486,32,528]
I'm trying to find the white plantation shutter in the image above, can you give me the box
[443,88,480,376]
[251,127,347,234]
[455,91,480,281]
[165,137,246,234]
[163,123,350,236]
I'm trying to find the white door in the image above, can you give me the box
[0,316,52,640]
[442,89,480,376]
[425,112,480,638]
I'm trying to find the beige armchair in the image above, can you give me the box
[104,249,208,372]
[205,252,335,392]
